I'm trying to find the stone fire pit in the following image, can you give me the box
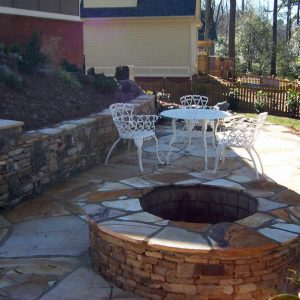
[86,182,300,300]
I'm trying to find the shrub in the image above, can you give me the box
[254,99,267,113]
[119,80,131,93]
[87,67,96,77]
[286,89,300,117]
[254,90,268,113]
[18,32,46,73]
[119,80,142,95]
[93,73,118,93]
[61,59,80,73]
[115,66,129,80]
[56,69,82,91]
[156,89,171,102]
[144,90,154,95]
[4,44,21,55]
[0,66,23,89]
[226,88,240,111]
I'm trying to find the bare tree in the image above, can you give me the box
[214,0,226,34]
[228,0,236,58]
[213,0,229,41]
[286,0,292,41]
[204,0,212,40]
[271,0,278,76]
[297,0,300,25]
[228,0,236,78]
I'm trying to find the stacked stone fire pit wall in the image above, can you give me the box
[0,95,154,209]
[86,184,300,300]
[90,224,299,300]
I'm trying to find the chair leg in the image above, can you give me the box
[166,119,177,164]
[220,147,227,168]
[202,120,208,170]
[127,139,131,155]
[210,121,216,148]
[252,147,264,174]
[183,137,188,154]
[212,119,219,148]
[105,138,121,165]
[134,138,144,172]
[183,120,193,153]
[154,135,164,165]
[214,145,222,173]
[246,147,259,179]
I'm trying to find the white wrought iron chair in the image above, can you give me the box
[180,95,208,108]
[180,95,218,149]
[105,103,163,172]
[214,112,268,179]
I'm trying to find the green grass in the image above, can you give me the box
[242,113,300,132]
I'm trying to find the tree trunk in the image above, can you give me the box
[297,0,300,25]
[270,0,278,76]
[204,0,212,40]
[228,0,236,79]
[286,0,292,42]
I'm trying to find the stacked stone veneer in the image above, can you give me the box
[91,229,298,300]
[0,95,154,209]
[86,184,300,300]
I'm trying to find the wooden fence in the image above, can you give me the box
[237,75,300,89]
[136,77,300,118]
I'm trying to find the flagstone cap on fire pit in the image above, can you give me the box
[85,175,300,254]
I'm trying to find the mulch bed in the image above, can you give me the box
[0,71,141,131]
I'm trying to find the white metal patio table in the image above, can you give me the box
[160,108,231,169]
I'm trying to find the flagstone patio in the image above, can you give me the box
[0,121,299,299]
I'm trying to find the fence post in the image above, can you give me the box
[162,77,166,91]
[154,91,157,109]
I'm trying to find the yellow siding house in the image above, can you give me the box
[81,0,201,78]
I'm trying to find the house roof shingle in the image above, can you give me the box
[80,0,197,18]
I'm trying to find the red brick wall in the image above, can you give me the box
[0,14,83,68]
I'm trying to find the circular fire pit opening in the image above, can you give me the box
[139,184,257,224]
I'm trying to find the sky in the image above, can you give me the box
[236,0,276,11]
[228,0,298,19]
[236,0,298,13]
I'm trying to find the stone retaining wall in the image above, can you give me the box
[0,95,154,209]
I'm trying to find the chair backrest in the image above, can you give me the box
[109,103,134,121]
[180,95,193,107]
[222,112,268,147]
[109,103,134,137]
[109,103,158,138]
[180,95,208,108]
[192,95,208,107]
[253,112,268,141]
